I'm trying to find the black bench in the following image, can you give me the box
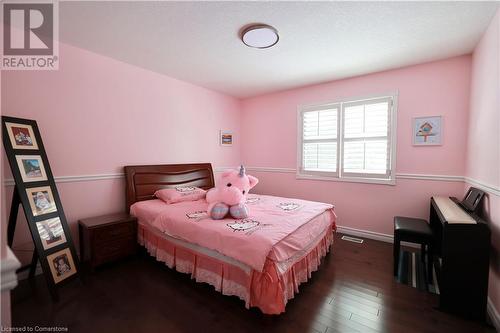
[393,216,434,281]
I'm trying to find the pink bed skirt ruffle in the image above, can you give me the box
[138,223,336,315]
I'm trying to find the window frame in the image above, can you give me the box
[297,92,398,185]
[298,102,341,178]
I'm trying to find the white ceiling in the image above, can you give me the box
[60,1,499,98]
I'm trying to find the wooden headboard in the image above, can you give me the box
[124,163,215,212]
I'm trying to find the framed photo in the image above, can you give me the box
[36,217,66,250]
[46,248,76,284]
[413,116,442,146]
[15,155,48,182]
[26,186,57,216]
[5,122,39,150]
[220,131,233,146]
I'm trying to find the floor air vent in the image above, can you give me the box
[341,235,364,244]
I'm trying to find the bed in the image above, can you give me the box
[124,163,336,314]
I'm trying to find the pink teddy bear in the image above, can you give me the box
[206,165,259,220]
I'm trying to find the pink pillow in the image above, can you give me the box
[154,186,206,204]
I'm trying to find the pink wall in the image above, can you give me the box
[467,12,500,186]
[241,56,471,236]
[466,9,500,316]
[1,42,242,264]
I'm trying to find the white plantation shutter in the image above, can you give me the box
[298,94,396,184]
[301,106,339,173]
[342,97,392,178]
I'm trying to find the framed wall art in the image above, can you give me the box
[413,116,442,146]
[220,130,233,146]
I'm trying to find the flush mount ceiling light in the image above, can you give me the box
[241,24,279,49]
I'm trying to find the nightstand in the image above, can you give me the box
[78,213,137,269]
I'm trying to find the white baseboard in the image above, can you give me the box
[488,298,500,332]
[336,225,420,248]
[337,225,393,243]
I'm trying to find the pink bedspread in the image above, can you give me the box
[137,220,335,314]
[146,195,333,272]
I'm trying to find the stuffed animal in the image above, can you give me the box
[206,165,259,220]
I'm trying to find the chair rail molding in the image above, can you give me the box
[464,177,500,197]
[245,167,466,183]
[2,168,499,198]
[396,173,463,182]
[3,173,125,186]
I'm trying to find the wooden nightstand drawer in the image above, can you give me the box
[93,237,136,266]
[79,213,138,269]
[94,222,135,243]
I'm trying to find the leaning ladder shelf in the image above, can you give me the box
[2,116,81,301]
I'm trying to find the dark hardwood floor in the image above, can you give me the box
[11,234,495,333]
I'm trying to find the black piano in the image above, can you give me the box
[429,190,491,321]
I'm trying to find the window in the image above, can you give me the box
[297,93,397,185]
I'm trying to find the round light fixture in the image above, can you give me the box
[241,24,279,49]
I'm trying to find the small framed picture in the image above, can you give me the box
[413,116,442,146]
[46,248,76,284]
[5,122,39,150]
[36,217,66,250]
[26,186,57,216]
[220,131,233,146]
[15,155,48,182]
